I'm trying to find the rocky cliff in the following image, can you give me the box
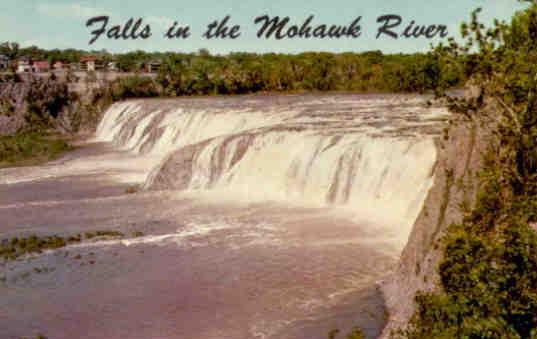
[379,106,497,337]
[0,78,30,135]
[0,74,111,136]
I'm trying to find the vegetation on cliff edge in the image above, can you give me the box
[400,2,537,339]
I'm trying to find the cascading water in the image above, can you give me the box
[95,94,447,235]
[2,93,451,339]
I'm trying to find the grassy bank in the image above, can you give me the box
[0,131,72,168]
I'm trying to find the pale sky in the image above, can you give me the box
[0,0,528,54]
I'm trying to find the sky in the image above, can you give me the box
[0,0,529,54]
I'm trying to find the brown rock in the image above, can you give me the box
[379,108,498,338]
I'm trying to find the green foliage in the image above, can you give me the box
[132,231,144,238]
[403,221,537,339]
[0,235,68,261]
[108,76,160,100]
[0,132,70,167]
[89,50,465,100]
[1,40,463,94]
[153,51,462,95]
[84,230,123,239]
[0,98,15,116]
[401,3,537,339]
[346,328,367,339]
[2,42,466,98]
[0,41,107,65]
[328,327,366,339]
[0,230,125,261]
[24,77,74,126]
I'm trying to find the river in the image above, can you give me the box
[0,93,448,339]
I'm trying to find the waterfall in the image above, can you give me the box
[95,95,447,231]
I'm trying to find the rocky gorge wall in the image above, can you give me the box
[94,94,473,338]
[0,73,126,136]
[379,109,497,338]
[95,95,450,241]
[0,79,32,135]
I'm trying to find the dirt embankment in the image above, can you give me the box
[379,105,497,338]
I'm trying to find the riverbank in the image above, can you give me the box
[1,93,445,339]
[0,131,72,168]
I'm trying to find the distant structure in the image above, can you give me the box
[80,55,104,72]
[107,61,118,71]
[8,55,144,75]
[53,61,65,70]
[17,56,32,73]
[69,62,81,71]
[32,60,50,73]
[0,54,9,70]
[145,59,162,73]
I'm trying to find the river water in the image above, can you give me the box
[0,94,448,339]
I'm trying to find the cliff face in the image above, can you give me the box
[0,80,30,135]
[379,110,496,338]
[0,75,71,135]
[0,74,107,136]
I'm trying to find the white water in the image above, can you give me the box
[1,94,450,339]
[94,95,447,237]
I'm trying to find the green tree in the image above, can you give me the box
[402,3,537,339]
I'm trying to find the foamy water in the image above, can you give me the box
[94,94,446,240]
[0,94,448,339]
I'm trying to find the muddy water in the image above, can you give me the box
[0,94,447,339]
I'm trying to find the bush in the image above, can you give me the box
[109,76,161,100]
[0,131,70,167]
[401,4,537,339]
[85,230,123,239]
[0,231,126,261]
[403,221,537,339]
[1,234,70,260]
[328,327,366,339]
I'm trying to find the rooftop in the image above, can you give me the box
[80,55,98,62]
[33,61,50,67]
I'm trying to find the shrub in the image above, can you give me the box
[0,131,70,167]
[328,327,366,339]
[403,221,537,339]
[0,234,69,261]
[401,4,537,339]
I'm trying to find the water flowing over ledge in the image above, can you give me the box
[0,94,453,339]
[95,94,449,238]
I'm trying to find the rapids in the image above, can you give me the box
[96,94,446,241]
[1,94,449,339]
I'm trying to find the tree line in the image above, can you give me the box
[102,50,464,98]
[0,42,464,94]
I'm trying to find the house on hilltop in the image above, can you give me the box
[0,55,9,71]
[145,59,162,73]
[69,62,81,71]
[17,56,32,73]
[107,61,118,71]
[32,60,50,73]
[53,61,65,70]
[80,55,104,72]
